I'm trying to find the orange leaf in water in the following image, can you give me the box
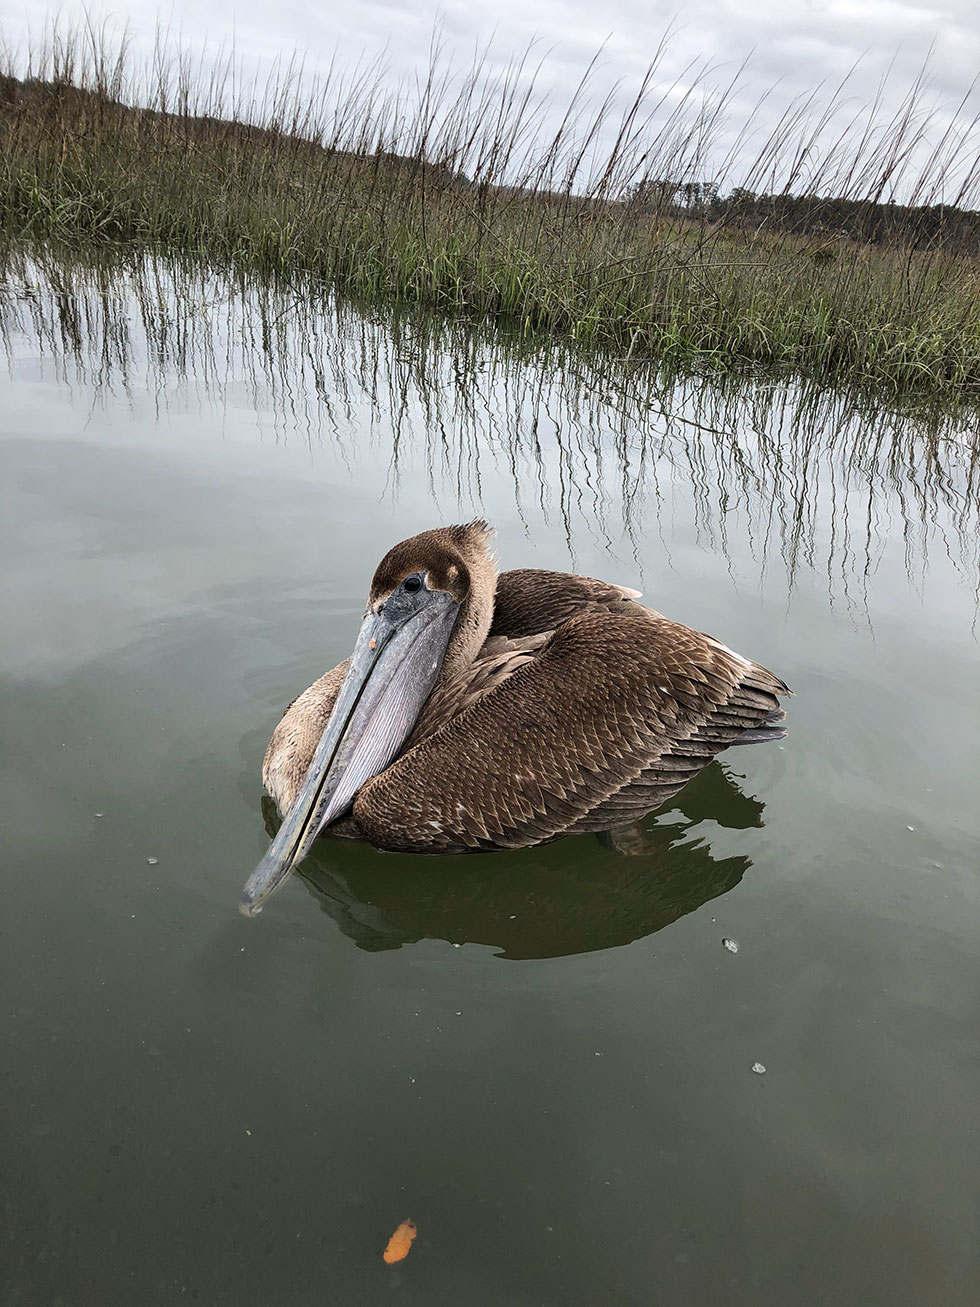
[382,1219,417,1264]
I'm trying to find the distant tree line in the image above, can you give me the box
[623,178,980,254]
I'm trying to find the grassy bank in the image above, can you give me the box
[3,31,980,394]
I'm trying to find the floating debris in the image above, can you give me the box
[146,857,159,866]
[722,937,739,953]
[383,1219,417,1264]
[94,812,104,818]
[751,1062,766,1075]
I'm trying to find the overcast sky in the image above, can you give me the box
[6,1,980,199]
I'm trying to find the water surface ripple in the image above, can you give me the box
[2,246,978,1307]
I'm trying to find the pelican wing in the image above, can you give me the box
[351,611,788,853]
[490,569,644,638]
[408,631,550,742]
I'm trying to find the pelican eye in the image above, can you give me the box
[403,574,424,594]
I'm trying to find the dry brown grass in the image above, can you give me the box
[2,25,979,393]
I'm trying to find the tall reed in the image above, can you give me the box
[3,241,977,607]
[2,23,979,393]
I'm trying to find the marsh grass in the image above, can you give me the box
[2,23,980,393]
[3,241,978,616]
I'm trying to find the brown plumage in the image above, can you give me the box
[258,522,789,863]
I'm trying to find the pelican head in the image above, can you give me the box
[240,522,496,915]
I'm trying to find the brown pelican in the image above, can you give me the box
[241,522,789,914]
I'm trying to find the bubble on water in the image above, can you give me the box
[722,937,739,953]
[146,857,158,865]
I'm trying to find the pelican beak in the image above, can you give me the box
[240,584,459,915]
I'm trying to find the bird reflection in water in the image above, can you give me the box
[261,760,765,960]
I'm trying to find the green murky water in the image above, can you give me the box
[2,248,978,1305]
